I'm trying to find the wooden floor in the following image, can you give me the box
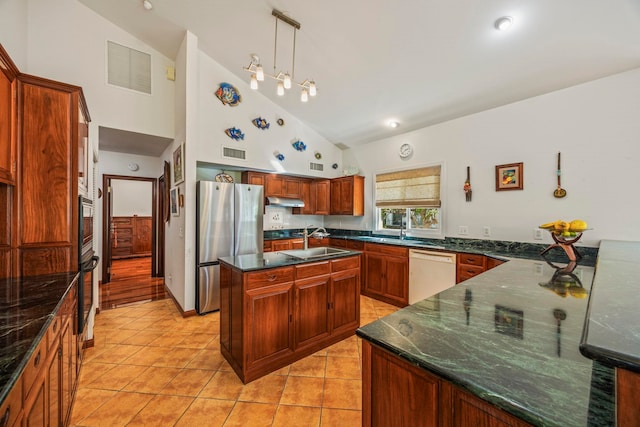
[100,257,165,311]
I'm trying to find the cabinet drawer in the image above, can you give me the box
[332,255,360,272]
[296,261,330,279]
[458,253,485,267]
[365,243,408,258]
[0,376,22,427]
[329,238,347,248]
[458,265,484,282]
[22,338,47,398]
[272,240,291,251]
[246,267,295,290]
[346,240,364,250]
[112,217,132,225]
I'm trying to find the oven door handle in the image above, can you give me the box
[83,255,100,272]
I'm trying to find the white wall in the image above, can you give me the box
[0,0,28,69]
[112,180,153,216]
[329,67,640,247]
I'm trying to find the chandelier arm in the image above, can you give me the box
[292,28,296,82]
[273,17,278,74]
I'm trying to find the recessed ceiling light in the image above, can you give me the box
[388,121,399,128]
[143,0,153,11]
[494,16,513,31]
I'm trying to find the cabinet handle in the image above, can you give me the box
[1,405,10,427]
[34,350,41,368]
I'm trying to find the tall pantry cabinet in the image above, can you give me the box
[0,44,91,278]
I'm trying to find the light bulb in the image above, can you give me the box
[250,74,258,90]
[309,81,317,97]
[494,16,513,31]
[142,0,153,10]
[277,81,285,96]
[256,64,264,81]
[283,73,292,89]
[301,88,309,102]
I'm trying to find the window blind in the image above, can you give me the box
[375,165,441,207]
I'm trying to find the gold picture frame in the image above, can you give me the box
[172,143,184,185]
[495,162,523,191]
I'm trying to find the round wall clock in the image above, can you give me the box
[399,143,413,159]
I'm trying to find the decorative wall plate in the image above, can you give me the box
[292,140,307,152]
[274,151,285,161]
[277,118,285,126]
[252,117,270,129]
[215,83,242,106]
[224,127,245,140]
[332,163,339,169]
[314,152,322,160]
[215,173,234,183]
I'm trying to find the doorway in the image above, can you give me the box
[101,174,165,309]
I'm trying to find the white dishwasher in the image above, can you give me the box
[409,249,457,304]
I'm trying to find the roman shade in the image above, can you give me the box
[375,165,441,207]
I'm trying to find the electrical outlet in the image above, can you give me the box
[534,229,544,240]
[534,263,544,275]
[458,225,469,235]
[483,226,491,237]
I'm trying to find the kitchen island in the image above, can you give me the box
[219,249,361,383]
[357,257,615,426]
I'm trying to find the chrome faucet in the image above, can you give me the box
[302,225,328,249]
[399,214,406,240]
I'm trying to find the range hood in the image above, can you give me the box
[266,196,305,208]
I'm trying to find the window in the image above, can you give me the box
[375,165,443,238]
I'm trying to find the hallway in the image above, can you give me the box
[100,257,165,310]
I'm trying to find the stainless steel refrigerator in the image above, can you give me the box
[196,181,264,314]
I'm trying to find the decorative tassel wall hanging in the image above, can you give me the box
[464,166,472,202]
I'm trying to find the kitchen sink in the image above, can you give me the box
[279,247,350,259]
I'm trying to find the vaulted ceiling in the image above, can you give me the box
[80,0,640,149]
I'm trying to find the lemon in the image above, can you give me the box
[569,287,588,299]
[569,219,588,232]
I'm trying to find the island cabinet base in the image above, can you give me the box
[362,341,533,427]
[617,368,640,427]
[220,255,361,384]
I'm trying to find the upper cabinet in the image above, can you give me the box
[77,103,91,197]
[330,175,364,216]
[0,45,19,185]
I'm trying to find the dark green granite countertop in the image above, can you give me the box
[219,249,361,272]
[357,258,615,427]
[580,240,640,373]
[0,272,78,405]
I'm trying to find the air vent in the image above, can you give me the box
[107,41,152,94]
[309,162,324,171]
[222,146,247,160]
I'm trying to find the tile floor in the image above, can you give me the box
[70,295,399,426]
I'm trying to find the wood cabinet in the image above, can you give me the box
[486,257,506,271]
[0,45,18,186]
[456,254,506,283]
[242,171,265,187]
[362,341,533,427]
[330,175,364,216]
[293,178,330,215]
[617,368,640,427]
[220,255,361,383]
[0,185,11,279]
[0,373,22,427]
[363,243,409,307]
[111,216,152,259]
[329,238,364,251]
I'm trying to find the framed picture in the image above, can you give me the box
[172,143,184,185]
[495,162,523,191]
[170,187,180,216]
[494,305,523,339]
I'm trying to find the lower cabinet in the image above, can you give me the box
[363,243,409,307]
[221,255,361,383]
[362,341,533,427]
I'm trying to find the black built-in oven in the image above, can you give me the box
[79,196,99,334]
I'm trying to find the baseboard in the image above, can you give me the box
[163,283,197,318]
[83,338,95,349]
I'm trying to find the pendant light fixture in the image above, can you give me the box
[243,9,317,102]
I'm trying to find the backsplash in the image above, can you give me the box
[263,206,325,231]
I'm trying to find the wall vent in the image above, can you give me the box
[107,41,152,94]
[309,162,324,171]
[222,146,247,160]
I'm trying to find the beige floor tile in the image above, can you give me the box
[175,332,215,349]
[122,345,169,366]
[86,344,144,364]
[185,348,226,370]
[120,330,165,345]
[122,366,181,393]
[77,391,154,426]
[160,368,215,397]
[127,394,194,426]
[175,397,235,427]
[152,346,199,368]
[68,388,117,425]
[199,370,245,400]
[77,362,117,385]
[149,330,190,347]
[85,364,148,391]
[280,376,325,407]
[289,355,327,378]
[104,327,140,344]
[268,364,291,376]
[322,378,362,410]
[326,338,360,358]
[223,401,277,427]
[237,374,287,404]
[325,357,361,380]
[320,408,361,427]
[273,405,321,427]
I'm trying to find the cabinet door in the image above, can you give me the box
[313,180,331,215]
[293,180,314,215]
[242,171,266,187]
[450,386,531,427]
[364,253,385,296]
[330,179,342,215]
[0,63,16,185]
[245,283,294,366]
[339,179,354,214]
[272,240,292,251]
[47,345,60,427]
[290,239,304,249]
[283,177,301,198]
[60,318,72,425]
[133,216,152,254]
[295,276,331,348]
[331,269,360,334]
[24,373,47,427]
[265,174,284,197]
[384,256,409,305]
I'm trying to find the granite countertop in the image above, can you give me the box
[0,272,78,404]
[357,258,615,427]
[219,249,361,272]
[580,240,640,373]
